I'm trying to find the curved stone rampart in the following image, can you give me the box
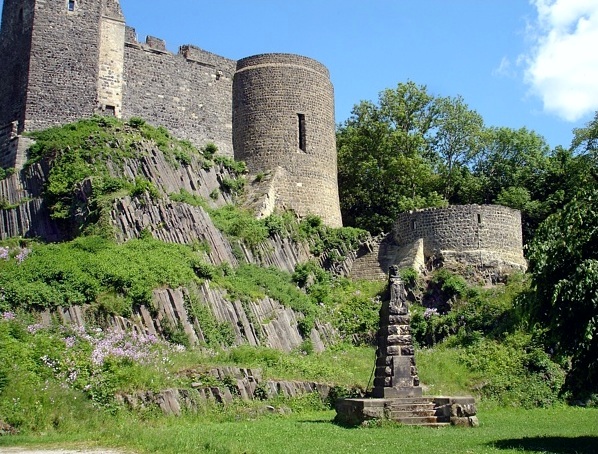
[392,205,526,270]
[232,53,342,227]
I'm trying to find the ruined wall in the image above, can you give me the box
[233,54,342,227]
[122,33,235,156]
[0,1,235,156]
[393,205,526,270]
[0,2,341,227]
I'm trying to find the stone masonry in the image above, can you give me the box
[0,0,343,227]
[372,265,422,398]
[233,54,342,227]
[335,265,478,427]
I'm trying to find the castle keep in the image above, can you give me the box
[0,0,526,272]
[0,0,342,227]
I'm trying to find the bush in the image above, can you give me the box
[432,269,468,299]
[0,237,205,311]
[0,167,14,180]
[458,333,565,407]
[131,176,160,200]
[169,189,208,209]
[202,142,218,160]
[209,205,269,248]
[220,177,245,196]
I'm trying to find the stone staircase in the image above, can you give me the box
[385,398,449,426]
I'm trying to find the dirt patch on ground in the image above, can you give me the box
[0,449,127,453]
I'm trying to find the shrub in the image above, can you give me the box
[131,176,160,200]
[220,177,245,196]
[127,117,146,128]
[202,142,218,159]
[213,155,247,174]
[0,237,203,311]
[432,269,468,299]
[169,189,208,209]
[0,167,14,180]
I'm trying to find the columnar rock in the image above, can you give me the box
[372,265,422,398]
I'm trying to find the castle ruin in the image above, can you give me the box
[0,0,526,275]
[0,0,342,227]
[348,205,527,281]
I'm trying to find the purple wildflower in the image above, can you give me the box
[15,248,31,264]
[0,247,9,260]
[27,323,44,334]
[64,336,76,348]
[2,311,16,320]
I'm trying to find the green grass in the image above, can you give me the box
[1,406,596,453]
[416,347,475,396]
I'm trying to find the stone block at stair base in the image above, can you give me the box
[450,416,479,427]
[433,396,477,422]
[335,396,478,427]
[334,398,388,425]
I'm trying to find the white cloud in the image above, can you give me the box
[524,0,598,121]
[493,56,516,78]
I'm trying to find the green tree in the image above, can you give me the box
[431,96,485,201]
[525,187,598,397]
[471,127,551,240]
[337,82,445,233]
[474,127,550,204]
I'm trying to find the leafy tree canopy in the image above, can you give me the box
[523,114,598,397]
[525,187,598,396]
[337,81,597,244]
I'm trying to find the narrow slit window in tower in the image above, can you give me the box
[18,8,23,22]
[477,213,482,224]
[68,0,76,12]
[298,113,306,152]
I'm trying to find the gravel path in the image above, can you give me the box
[0,449,127,453]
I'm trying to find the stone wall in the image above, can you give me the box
[0,0,35,131]
[122,34,236,156]
[393,205,527,270]
[1,2,343,227]
[23,0,104,131]
[233,54,342,227]
[96,2,126,117]
[0,1,236,156]
[0,123,16,169]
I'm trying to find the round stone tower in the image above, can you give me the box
[232,53,342,227]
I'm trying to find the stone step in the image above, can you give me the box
[391,416,441,425]
[387,402,435,409]
[388,409,437,418]
[388,406,436,413]
[385,397,432,404]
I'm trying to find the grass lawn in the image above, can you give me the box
[1,405,596,453]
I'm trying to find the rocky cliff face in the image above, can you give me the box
[44,284,336,353]
[1,135,340,351]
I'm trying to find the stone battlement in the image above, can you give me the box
[0,0,342,226]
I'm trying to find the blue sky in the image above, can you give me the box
[2,1,597,149]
